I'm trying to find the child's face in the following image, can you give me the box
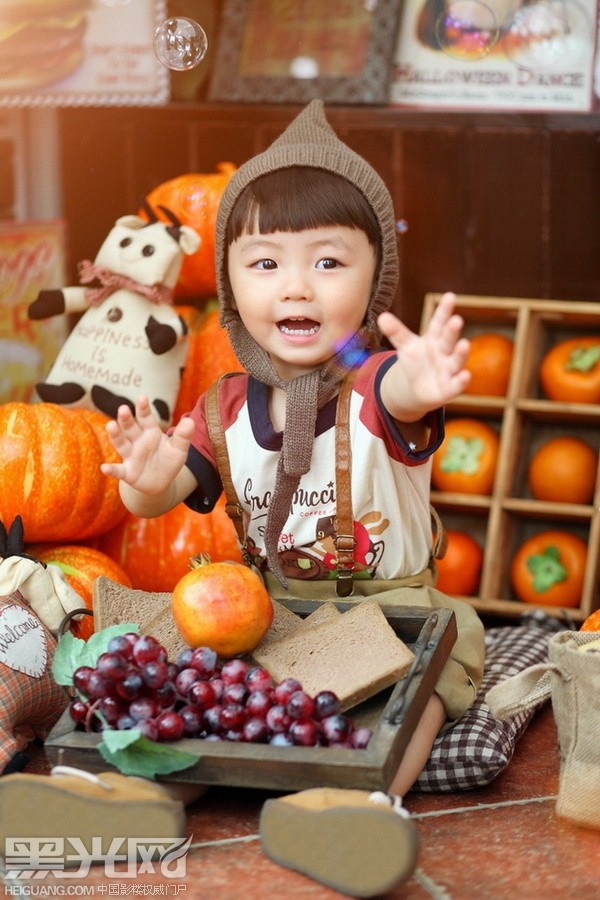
[227,224,377,382]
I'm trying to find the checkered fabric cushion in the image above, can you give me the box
[414,612,562,792]
[0,592,69,774]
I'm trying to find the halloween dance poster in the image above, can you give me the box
[391,0,597,111]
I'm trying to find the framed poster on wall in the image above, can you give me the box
[209,0,403,104]
[0,220,67,403]
[390,0,597,112]
[0,0,169,108]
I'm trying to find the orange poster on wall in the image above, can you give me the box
[0,220,67,403]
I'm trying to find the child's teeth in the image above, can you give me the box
[280,323,318,335]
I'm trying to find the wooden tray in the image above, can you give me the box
[45,603,457,793]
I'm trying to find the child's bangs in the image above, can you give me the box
[227,168,380,250]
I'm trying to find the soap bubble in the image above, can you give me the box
[396,219,409,235]
[153,17,208,71]
[503,0,591,71]
[331,333,370,374]
[436,0,500,60]
[289,56,319,79]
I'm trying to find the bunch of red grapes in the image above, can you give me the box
[69,633,372,749]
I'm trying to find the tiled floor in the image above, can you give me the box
[3,704,600,898]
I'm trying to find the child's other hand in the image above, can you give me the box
[100,396,195,496]
[378,292,471,421]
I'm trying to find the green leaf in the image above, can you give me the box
[52,623,140,687]
[566,346,600,373]
[526,545,567,593]
[98,730,199,780]
[440,436,485,476]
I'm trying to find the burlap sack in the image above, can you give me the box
[487,630,600,830]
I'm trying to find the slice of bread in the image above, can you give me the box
[301,601,341,630]
[257,601,304,648]
[140,605,189,662]
[92,577,188,661]
[92,577,170,632]
[252,598,414,711]
[253,600,342,655]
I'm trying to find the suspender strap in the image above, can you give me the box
[333,373,357,597]
[430,504,447,560]
[205,374,246,551]
[204,372,444,591]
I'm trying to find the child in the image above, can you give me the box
[101,100,485,893]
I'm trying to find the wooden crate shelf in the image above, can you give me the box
[421,294,600,623]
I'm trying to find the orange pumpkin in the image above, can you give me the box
[580,608,600,632]
[0,403,126,543]
[96,496,243,592]
[143,164,237,300]
[27,544,133,640]
[174,302,244,421]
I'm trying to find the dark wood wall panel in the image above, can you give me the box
[468,128,547,299]
[58,105,600,334]
[398,128,470,330]
[549,130,600,299]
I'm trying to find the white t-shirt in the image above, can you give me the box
[183,351,444,583]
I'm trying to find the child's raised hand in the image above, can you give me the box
[378,292,471,420]
[100,396,195,496]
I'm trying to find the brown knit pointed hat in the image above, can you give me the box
[214,100,399,588]
[216,99,398,337]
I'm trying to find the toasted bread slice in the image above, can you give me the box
[252,598,414,711]
[92,577,170,632]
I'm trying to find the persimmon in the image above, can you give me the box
[434,529,484,596]
[464,332,514,397]
[539,337,600,404]
[431,418,500,495]
[510,530,586,608]
[172,555,274,657]
[527,436,598,505]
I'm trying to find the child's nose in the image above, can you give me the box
[282,269,312,301]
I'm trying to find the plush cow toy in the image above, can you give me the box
[28,204,200,427]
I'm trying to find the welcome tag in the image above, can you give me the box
[0,603,48,678]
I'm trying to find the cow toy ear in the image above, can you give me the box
[179,225,201,256]
[0,516,27,561]
[6,516,25,557]
[114,214,147,231]
[0,520,8,559]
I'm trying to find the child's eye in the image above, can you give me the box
[254,258,277,270]
[316,258,339,270]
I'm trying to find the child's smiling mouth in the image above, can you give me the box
[278,317,320,337]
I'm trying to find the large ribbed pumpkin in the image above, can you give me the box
[96,496,243,592]
[174,302,244,421]
[143,163,237,300]
[0,403,126,542]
